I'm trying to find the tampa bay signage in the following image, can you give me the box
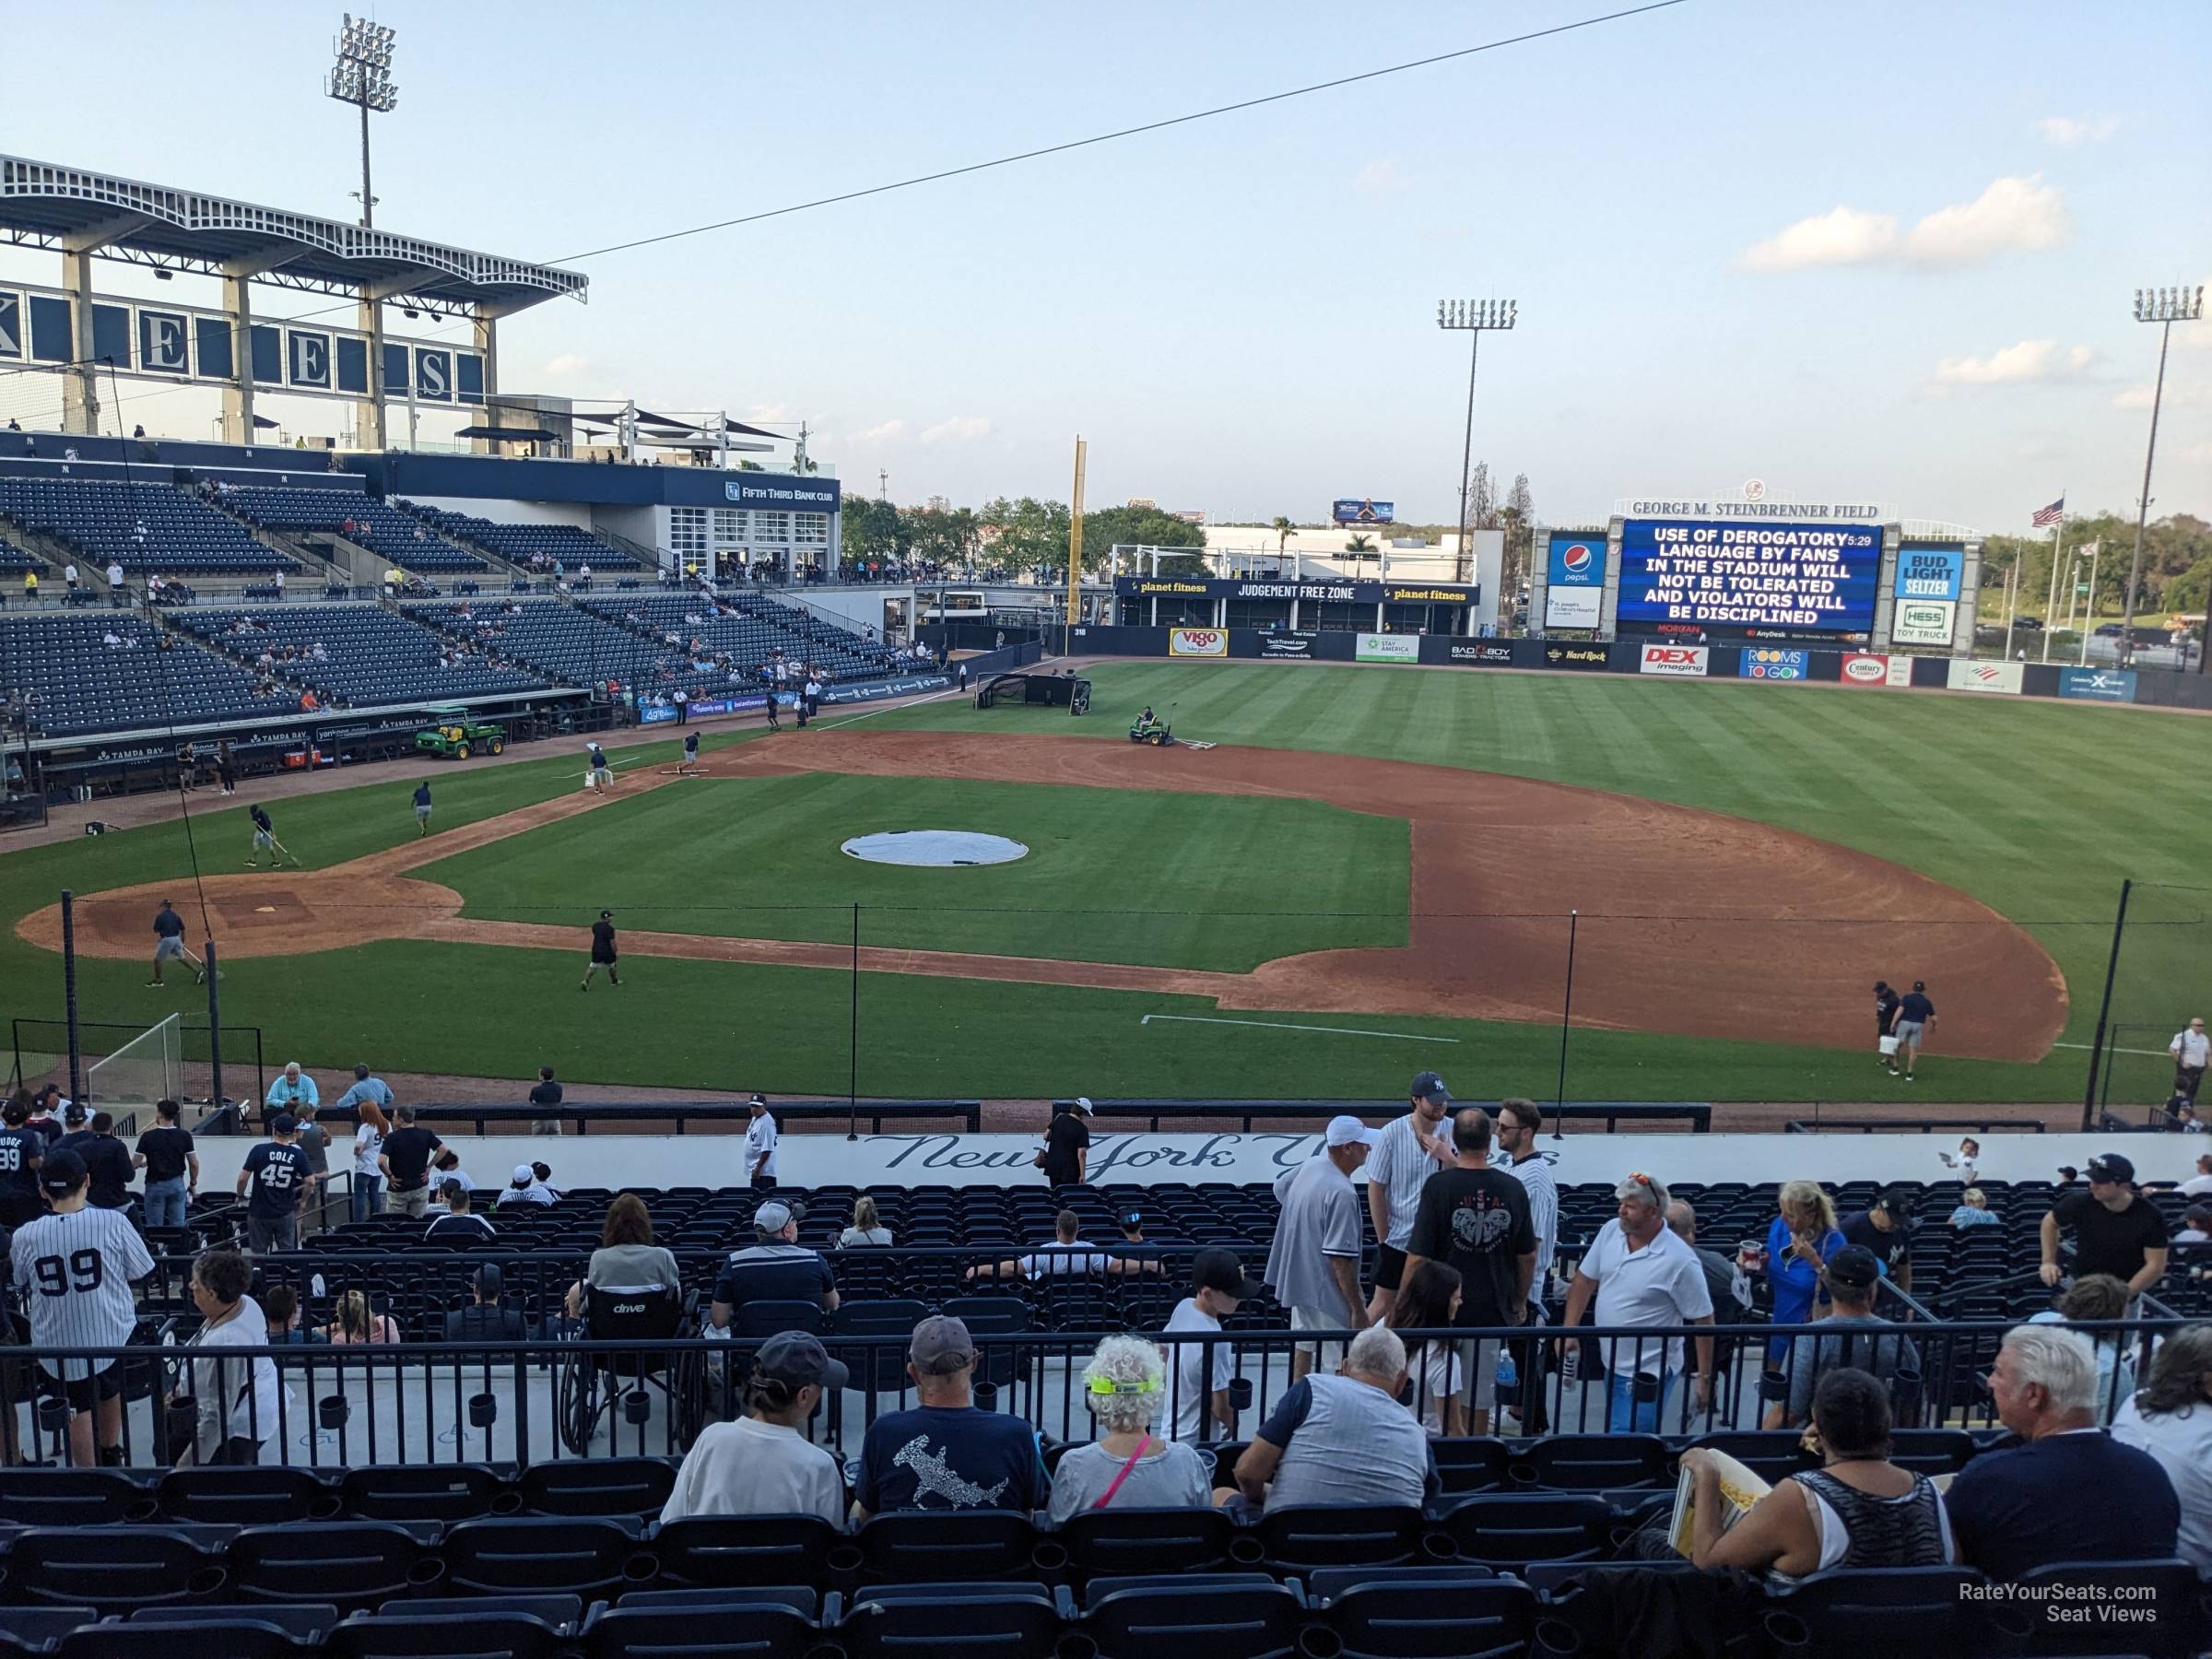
[1113,576,1479,606]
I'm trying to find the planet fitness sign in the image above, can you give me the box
[1618,519,1878,637]
[1545,532,1606,629]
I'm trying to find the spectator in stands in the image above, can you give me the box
[265,1061,319,1121]
[1949,1187,2001,1228]
[710,1199,839,1333]
[133,1098,197,1230]
[1666,1199,1750,1324]
[76,1114,133,1212]
[324,1289,400,1346]
[1048,1335,1214,1525]
[331,1063,393,1130]
[426,1180,496,1243]
[746,1094,778,1190]
[528,1065,564,1135]
[1387,1260,1467,1436]
[347,1112,385,1222]
[1939,1136,1980,1183]
[563,1194,680,1321]
[494,1164,550,1207]
[1946,1324,2178,1579]
[1224,1325,1438,1519]
[2041,1152,2170,1298]
[1266,1115,1377,1381]
[2178,1207,2212,1245]
[105,559,124,599]
[20,569,34,602]
[294,1115,332,1235]
[2112,1324,2212,1579]
[2184,1155,2212,1199]
[1559,1173,1716,1430]
[662,1331,850,1526]
[1771,1244,1921,1430]
[1839,1188,1914,1290]
[1165,1248,1260,1443]
[236,1114,313,1254]
[2028,1274,2137,1422]
[377,1104,442,1219]
[1038,1096,1091,1188]
[444,1265,529,1343]
[2172,1017,2208,1104]
[1402,1107,1534,1434]
[63,564,76,595]
[966,1209,1158,1282]
[1360,1069,1455,1322]
[260,1285,324,1346]
[839,1196,893,1248]
[532,1160,559,1199]
[1764,1179,1847,1365]
[179,1248,281,1466]
[854,1315,1048,1518]
[1682,1367,1952,1580]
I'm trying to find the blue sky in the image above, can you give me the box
[3,1,2206,532]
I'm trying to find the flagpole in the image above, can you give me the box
[2002,556,2018,657]
[2041,497,2065,665]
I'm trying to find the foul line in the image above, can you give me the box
[1140,1013,1457,1042]
[818,688,966,730]
[2052,1041,2174,1058]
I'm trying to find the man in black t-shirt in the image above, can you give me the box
[528,1065,565,1136]
[0,1100,44,1229]
[1887,980,1936,1080]
[1839,1188,1914,1291]
[1873,981,1901,1062]
[377,1104,444,1220]
[134,1099,198,1230]
[1041,1098,1091,1188]
[236,1115,312,1253]
[580,910,620,990]
[77,1115,135,1212]
[709,1200,839,1332]
[1404,1108,1535,1434]
[2040,1152,2169,1298]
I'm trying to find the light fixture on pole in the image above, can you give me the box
[1436,298,1517,584]
[326,13,398,229]
[2118,284,2204,664]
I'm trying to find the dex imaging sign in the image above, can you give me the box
[1639,643,1710,677]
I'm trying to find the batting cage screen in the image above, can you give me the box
[975,672,1089,712]
[9,1018,266,1110]
[85,1012,181,1112]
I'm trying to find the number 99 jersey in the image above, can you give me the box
[10,1207,155,1380]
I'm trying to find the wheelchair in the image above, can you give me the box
[554,1285,707,1454]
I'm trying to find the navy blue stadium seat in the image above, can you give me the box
[1083,1575,1307,1659]
[56,1618,305,1658]
[337,1463,505,1524]
[581,1592,818,1659]
[1252,1504,1433,1572]
[441,1516,650,1598]
[2012,1559,2203,1657]
[1437,1494,1618,1568]
[513,1455,676,1520]
[156,1465,335,1524]
[4,1525,227,1613]
[650,1514,843,1590]
[1318,1573,1538,1657]
[0,1468,154,1525]
[1431,1436,1513,1495]
[853,1511,1043,1583]
[1512,1432,1672,1490]
[1759,1567,1994,1659]
[228,1522,429,1612]
[1058,1505,1236,1580]
[836,1581,1068,1658]
[131,1603,341,1638]
[324,1609,568,1659]
[0,1610,100,1654]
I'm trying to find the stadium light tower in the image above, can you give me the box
[1436,298,1516,584]
[326,13,398,228]
[2118,284,2203,664]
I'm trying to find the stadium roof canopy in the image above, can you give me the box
[0,154,587,314]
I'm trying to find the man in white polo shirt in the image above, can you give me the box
[1265,1115,1375,1381]
[1362,1070,1455,1321]
[746,1094,779,1191]
[2171,1017,2208,1105]
[1559,1171,1715,1432]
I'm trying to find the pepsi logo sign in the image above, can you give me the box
[1562,543,1594,575]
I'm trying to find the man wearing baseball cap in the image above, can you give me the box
[1266,1114,1376,1382]
[853,1316,1048,1519]
[745,1095,778,1192]
[234,1113,312,1254]
[709,1199,838,1333]
[1361,1071,1456,1323]
[1839,1188,1915,1292]
[2041,1154,2170,1299]
[1772,1243,1921,1430]
[1165,1248,1265,1441]
[661,1331,850,1526]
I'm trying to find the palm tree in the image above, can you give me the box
[1271,515,1294,559]
[1345,532,1375,575]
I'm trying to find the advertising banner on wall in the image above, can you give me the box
[1259,633,1318,658]
[1332,498,1394,524]
[1840,653,1914,688]
[1540,643,1610,671]
[1618,519,1879,637]
[1544,532,1606,629]
[1891,599,1958,647]
[1446,641,1517,666]
[1895,547,1964,602]
[1168,628,1229,657]
[2058,667,2137,702]
[1947,659,2023,695]
[1638,642,1711,677]
[1738,647,1807,680]
[1355,634,1420,664]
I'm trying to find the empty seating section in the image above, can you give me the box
[396,500,643,571]
[406,599,677,691]
[0,479,298,575]
[225,489,487,573]
[0,612,299,736]
[0,531,42,576]
[582,592,900,683]
[170,604,547,708]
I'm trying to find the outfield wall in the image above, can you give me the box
[1065,626,2212,712]
[182,1129,2193,1195]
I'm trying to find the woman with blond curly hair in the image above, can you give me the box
[1764,1180,1844,1367]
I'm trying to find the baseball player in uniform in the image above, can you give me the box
[581,909,620,990]
[0,1099,45,1228]
[246,803,276,866]
[413,781,434,836]
[13,1149,153,1466]
[586,743,614,794]
[236,1114,313,1253]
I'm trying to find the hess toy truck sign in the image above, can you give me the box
[1637,642,1710,677]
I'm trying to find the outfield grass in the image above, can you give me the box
[1,665,2200,1103]
[417,773,1408,971]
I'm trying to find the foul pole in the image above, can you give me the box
[1065,436,1088,643]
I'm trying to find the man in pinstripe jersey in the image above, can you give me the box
[10,1151,153,1467]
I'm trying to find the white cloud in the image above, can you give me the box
[2111,379,2212,411]
[2035,114,2119,145]
[1926,339,2094,393]
[1902,175,2069,268]
[539,354,589,379]
[850,418,906,443]
[1739,175,2068,273]
[1739,206,1898,272]
[747,402,798,422]
[920,415,991,444]
[1353,159,1411,195]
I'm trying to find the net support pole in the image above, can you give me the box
[2081,878,2132,1132]
[1554,909,1578,1135]
[60,889,83,1106]
[205,938,224,1118]
[847,902,860,1141]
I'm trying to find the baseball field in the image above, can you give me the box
[4,659,2204,1108]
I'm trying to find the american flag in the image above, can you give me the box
[2030,498,2065,527]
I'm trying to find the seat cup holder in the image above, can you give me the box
[1227,1378,1255,1412]
[467,1393,498,1429]
[1030,1540,1069,1574]
[123,1498,162,1524]
[971,1382,998,1410]
[307,1494,345,1521]
[622,1551,659,1585]
[824,1544,864,1576]
[489,1490,524,1516]
[1760,1610,1812,1650]
[1534,1615,1586,1655]
[800,1644,849,1659]
[1228,1534,1267,1566]
[36,1397,69,1435]
[1418,1530,1459,1561]
[405,1557,447,1589]
[622,1389,653,1426]
[1294,1624,1345,1658]
[186,1565,229,1599]
[1758,1369,1791,1405]
[317,1395,350,1431]
[1508,1464,1539,1485]
[1053,1636,1099,1659]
